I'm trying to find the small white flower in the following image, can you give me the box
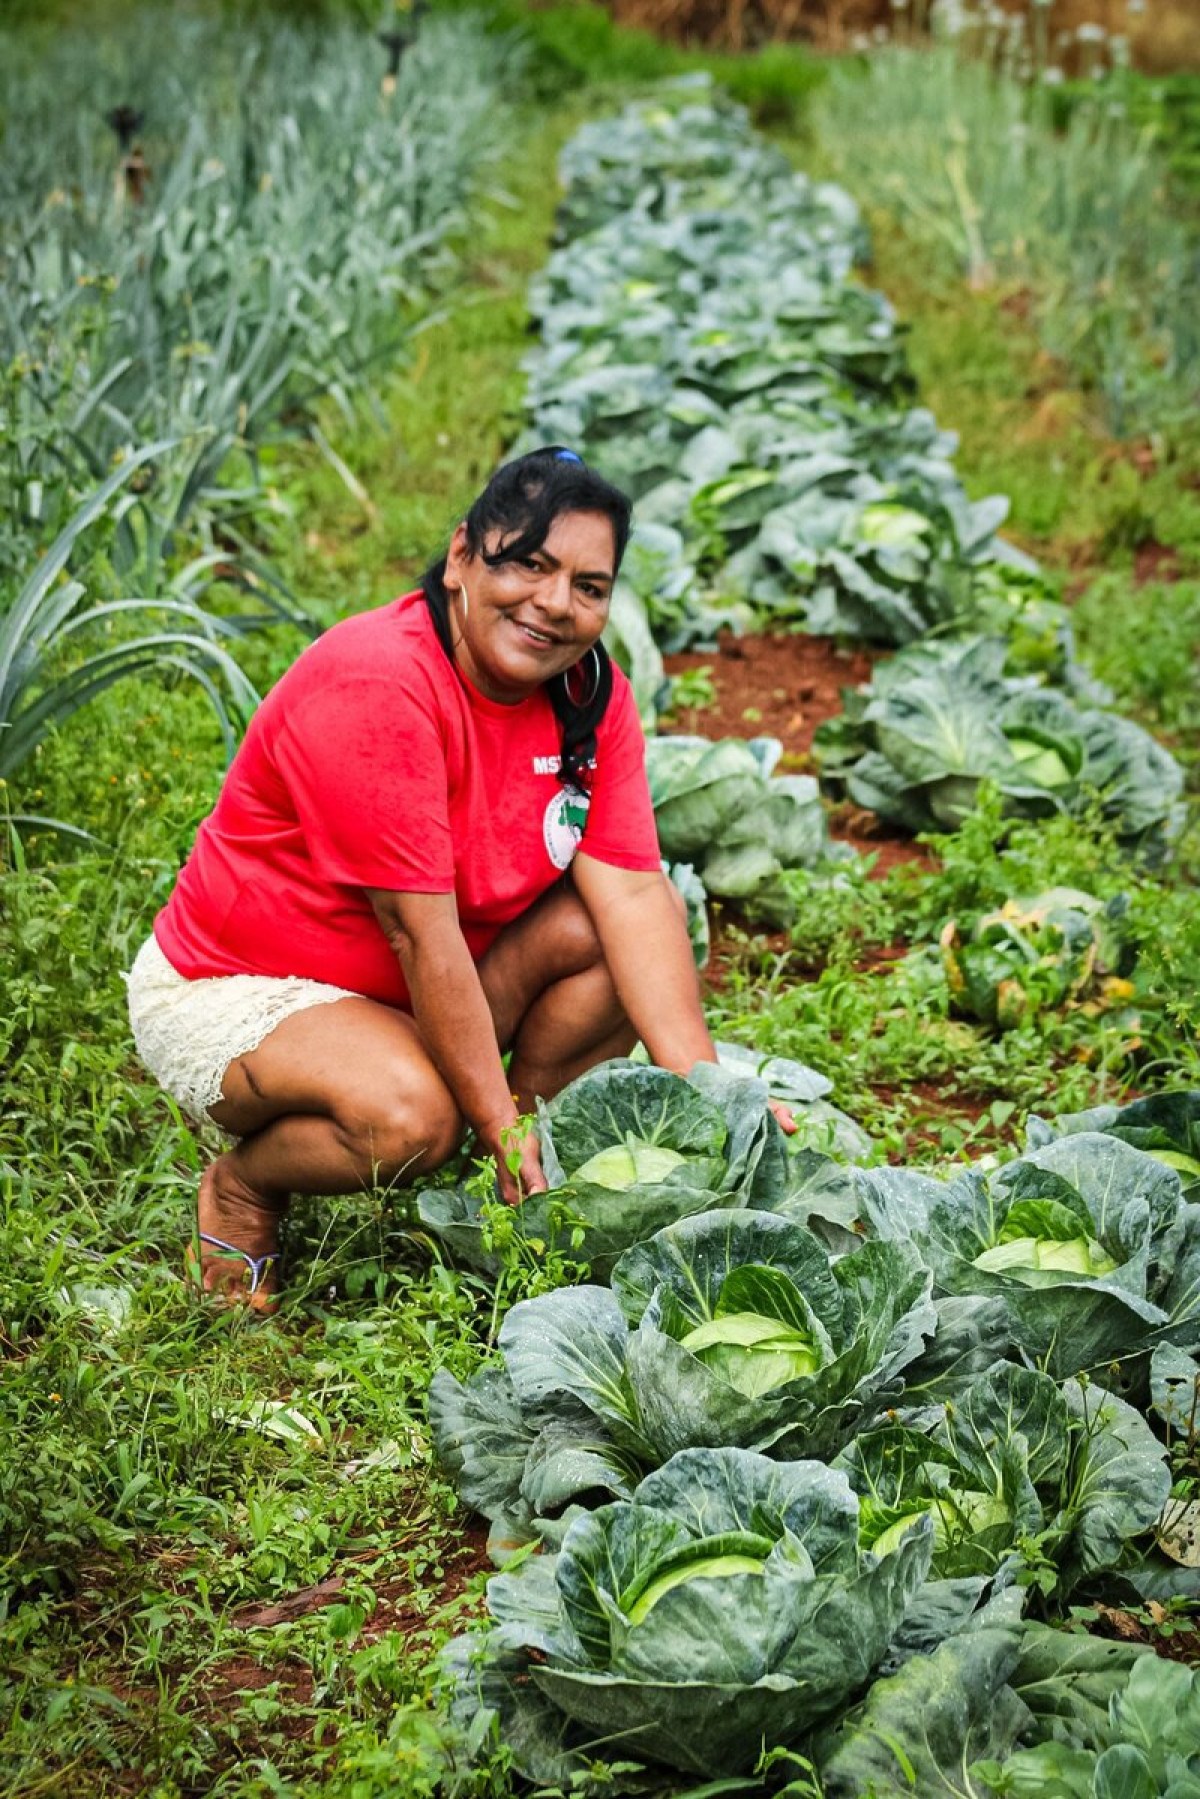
[1076,21,1108,42]
[1041,65,1066,83]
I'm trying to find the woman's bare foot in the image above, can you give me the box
[189,1159,286,1315]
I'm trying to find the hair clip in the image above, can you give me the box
[553,448,584,464]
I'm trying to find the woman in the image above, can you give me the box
[127,448,794,1311]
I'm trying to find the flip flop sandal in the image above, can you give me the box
[186,1230,282,1312]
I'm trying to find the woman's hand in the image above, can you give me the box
[481,1123,550,1207]
[769,1098,798,1136]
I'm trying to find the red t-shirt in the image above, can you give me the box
[154,592,662,1007]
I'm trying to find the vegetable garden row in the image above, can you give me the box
[427,87,1200,1795]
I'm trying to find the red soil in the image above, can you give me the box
[661,629,934,876]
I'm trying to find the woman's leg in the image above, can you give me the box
[199,998,462,1309]
[194,875,650,1307]
[475,875,637,1108]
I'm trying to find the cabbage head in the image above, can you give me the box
[815,636,1184,848]
[610,1208,936,1462]
[861,1134,1198,1381]
[837,1360,1168,1593]
[442,1448,934,1780]
[417,1059,789,1280]
[429,1209,936,1547]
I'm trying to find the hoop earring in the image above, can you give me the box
[456,583,469,622]
[578,645,602,707]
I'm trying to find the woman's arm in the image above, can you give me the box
[571,856,717,1072]
[366,888,546,1203]
[571,856,797,1134]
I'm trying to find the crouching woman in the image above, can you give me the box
[127,448,790,1311]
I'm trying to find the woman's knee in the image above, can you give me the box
[332,1071,462,1180]
[541,878,605,972]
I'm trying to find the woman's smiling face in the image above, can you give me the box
[443,508,616,704]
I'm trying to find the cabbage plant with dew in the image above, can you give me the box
[836,1359,1169,1596]
[440,1447,934,1782]
[1029,1092,1200,1201]
[430,1208,937,1552]
[860,1134,1200,1382]
[975,1653,1200,1798]
[418,1056,868,1281]
[814,1610,1156,1799]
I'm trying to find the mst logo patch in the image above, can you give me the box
[543,784,591,870]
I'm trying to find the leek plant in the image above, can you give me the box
[0,448,258,835]
[0,7,514,811]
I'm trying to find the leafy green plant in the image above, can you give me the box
[0,6,516,808]
[815,1612,1152,1798]
[1029,1093,1200,1200]
[815,636,1184,851]
[442,1447,935,1781]
[429,1206,934,1545]
[664,663,717,713]
[862,1133,1200,1381]
[934,887,1129,1032]
[837,1359,1169,1599]
[0,447,259,815]
[647,733,848,926]
[977,1653,1200,1797]
[417,1057,828,1279]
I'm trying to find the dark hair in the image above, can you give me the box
[422,447,633,790]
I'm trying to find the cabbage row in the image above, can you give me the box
[429,1058,1200,1789]
[425,88,1200,1794]
[524,84,1183,871]
[523,85,1034,657]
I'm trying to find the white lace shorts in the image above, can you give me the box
[124,934,360,1124]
